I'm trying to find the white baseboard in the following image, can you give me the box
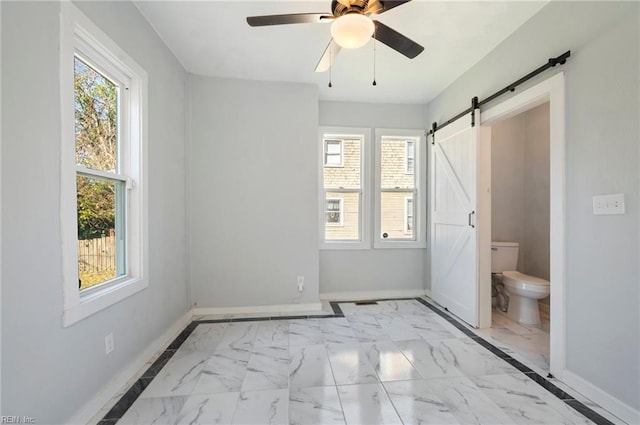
[562,370,639,425]
[193,302,322,316]
[320,288,426,302]
[73,309,194,425]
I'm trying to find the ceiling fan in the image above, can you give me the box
[247,0,424,72]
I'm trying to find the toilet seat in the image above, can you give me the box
[502,271,549,294]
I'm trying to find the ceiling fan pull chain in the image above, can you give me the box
[328,42,333,88]
[372,28,377,86]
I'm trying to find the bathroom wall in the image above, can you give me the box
[491,103,550,284]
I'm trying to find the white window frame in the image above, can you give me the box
[325,198,344,226]
[60,3,148,327]
[406,140,415,174]
[374,129,426,249]
[324,139,344,167]
[319,127,371,250]
[404,197,414,235]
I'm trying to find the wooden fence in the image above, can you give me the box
[77,234,115,272]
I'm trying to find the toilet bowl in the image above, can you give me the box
[501,271,550,325]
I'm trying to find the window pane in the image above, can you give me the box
[381,192,414,240]
[74,56,118,172]
[326,141,341,154]
[406,141,415,174]
[77,174,125,290]
[381,137,415,189]
[325,192,359,240]
[324,138,360,189]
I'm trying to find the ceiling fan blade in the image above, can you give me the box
[373,20,423,59]
[315,39,342,72]
[366,0,412,15]
[247,13,333,27]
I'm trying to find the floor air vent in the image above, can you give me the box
[354,301,378,305]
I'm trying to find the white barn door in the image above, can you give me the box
[430,112,480,327]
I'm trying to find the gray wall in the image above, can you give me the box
[491,103,550,280]
[426,1,639,411]
[1,2,189,422]
[189,76,320,308]
[319,101,428,294]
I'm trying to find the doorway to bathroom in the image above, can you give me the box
[482,101,551,374]
[478,72,565,378]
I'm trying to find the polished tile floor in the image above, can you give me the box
[474,309,551,375]
[99,299,621,425]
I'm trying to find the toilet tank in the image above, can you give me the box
[491,241,519,273]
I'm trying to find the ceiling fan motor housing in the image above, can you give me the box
[331,0,370,17]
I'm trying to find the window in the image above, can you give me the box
[406,141,415,174]
[324,139,343,167]
[60,4,148,326]
[325,198,343,226]
[74,56,126,290]
[320,128,423,249]
[405,198,414,234]
[375,129,425,248]
[319,128,371,248]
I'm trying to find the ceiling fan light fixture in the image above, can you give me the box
[330,14,374,49]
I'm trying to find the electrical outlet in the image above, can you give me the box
[105,332,114,355]
[593,193,625,215]
[297,276,304,292]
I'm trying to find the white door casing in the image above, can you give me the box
[430,111,480,327]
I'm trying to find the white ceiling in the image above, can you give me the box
[134,1,547,104]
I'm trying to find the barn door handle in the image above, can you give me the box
[468,211,475,228]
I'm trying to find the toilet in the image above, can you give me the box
[491,241,550,325]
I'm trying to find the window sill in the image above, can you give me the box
[373,240,427,249]
[62,276,147,327]
[320,241,369,250]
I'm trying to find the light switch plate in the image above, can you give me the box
[593,193,625,215]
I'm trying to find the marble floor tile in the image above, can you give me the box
[175,392,239,425]
[215,322,259,352]
[427,376,514,425]
[437,338,517,376]
[231,388,289,425]
[375,316,424,341]
[192,349,250,394]
[289,344,336,389]
[399,314,460,340]
[346,316,391,342]
[471,373,594,425]
[289,319,324,347]
[383,379,460,425]
[102,299,611,425]
[254,321,289,348]
[141,350,212,398]
[337,383,403,425]
[319,318,359,344]
[326,343,379,385]
[176,323,228,354]
[395,339,465,379]
[242,345,289,391]
[360,340,422,382]
[289,386,346,425]
[118,396,187,425]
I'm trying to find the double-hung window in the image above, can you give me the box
[60,4,148,326]
[319,128,370,248]
[375,129,425,248]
